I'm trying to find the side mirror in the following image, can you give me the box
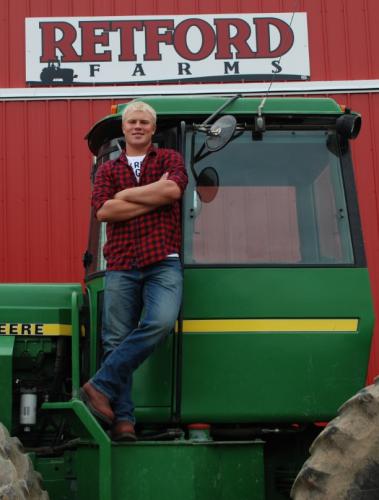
[336,113,361,139]
[206,115,237,152]
[197,167,219,203]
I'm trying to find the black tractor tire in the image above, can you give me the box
[291,379,379,499]
[0,423,49,499]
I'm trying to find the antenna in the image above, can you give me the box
[257,7,300,120]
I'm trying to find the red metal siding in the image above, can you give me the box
[1,1,379,380]
[0,99,106,282]
[348,92,379,383]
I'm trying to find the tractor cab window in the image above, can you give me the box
[183,129,355,266]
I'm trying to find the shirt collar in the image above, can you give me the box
[121,143,157,162]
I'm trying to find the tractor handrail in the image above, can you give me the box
[71,290,80,397]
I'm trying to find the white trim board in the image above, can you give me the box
[1,79,379,101]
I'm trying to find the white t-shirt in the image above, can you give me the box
[127,155,145,183]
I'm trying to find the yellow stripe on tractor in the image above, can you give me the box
[181,319,358,333]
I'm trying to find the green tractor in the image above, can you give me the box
[0,96,376,500]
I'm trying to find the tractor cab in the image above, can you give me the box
[84,96,371,427]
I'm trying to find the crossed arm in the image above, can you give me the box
[96,174,182,222]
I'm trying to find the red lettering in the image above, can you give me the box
[174,19,215,61]
[111,21,143,61]
[79,21,112,62]
[39,22,80,62]
[214,19,256,59]
[39,16,296,69]
[254,17,294,58]
[143,20,174,61]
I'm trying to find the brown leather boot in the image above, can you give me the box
[80,382,114,426]
[112,421,137,442]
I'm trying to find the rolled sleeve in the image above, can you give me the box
[91,162,116,213]
[165,150,188,195]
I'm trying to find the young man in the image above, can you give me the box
[80,101,188,441]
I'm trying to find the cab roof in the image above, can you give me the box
[117,96,343,116]
[86,96,345,155]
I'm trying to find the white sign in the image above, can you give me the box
[25,13,310,85]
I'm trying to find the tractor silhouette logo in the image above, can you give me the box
[40,60,78,84]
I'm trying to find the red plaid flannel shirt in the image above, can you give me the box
[92,145,188,270]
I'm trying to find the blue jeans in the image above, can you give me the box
[90,258,183,424]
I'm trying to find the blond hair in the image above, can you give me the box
[122,101,157,125]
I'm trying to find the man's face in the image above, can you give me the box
[122,110,156,151]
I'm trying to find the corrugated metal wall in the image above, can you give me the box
[0,99,110,282]
[1,0,379,379]
[343,92,379,382]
